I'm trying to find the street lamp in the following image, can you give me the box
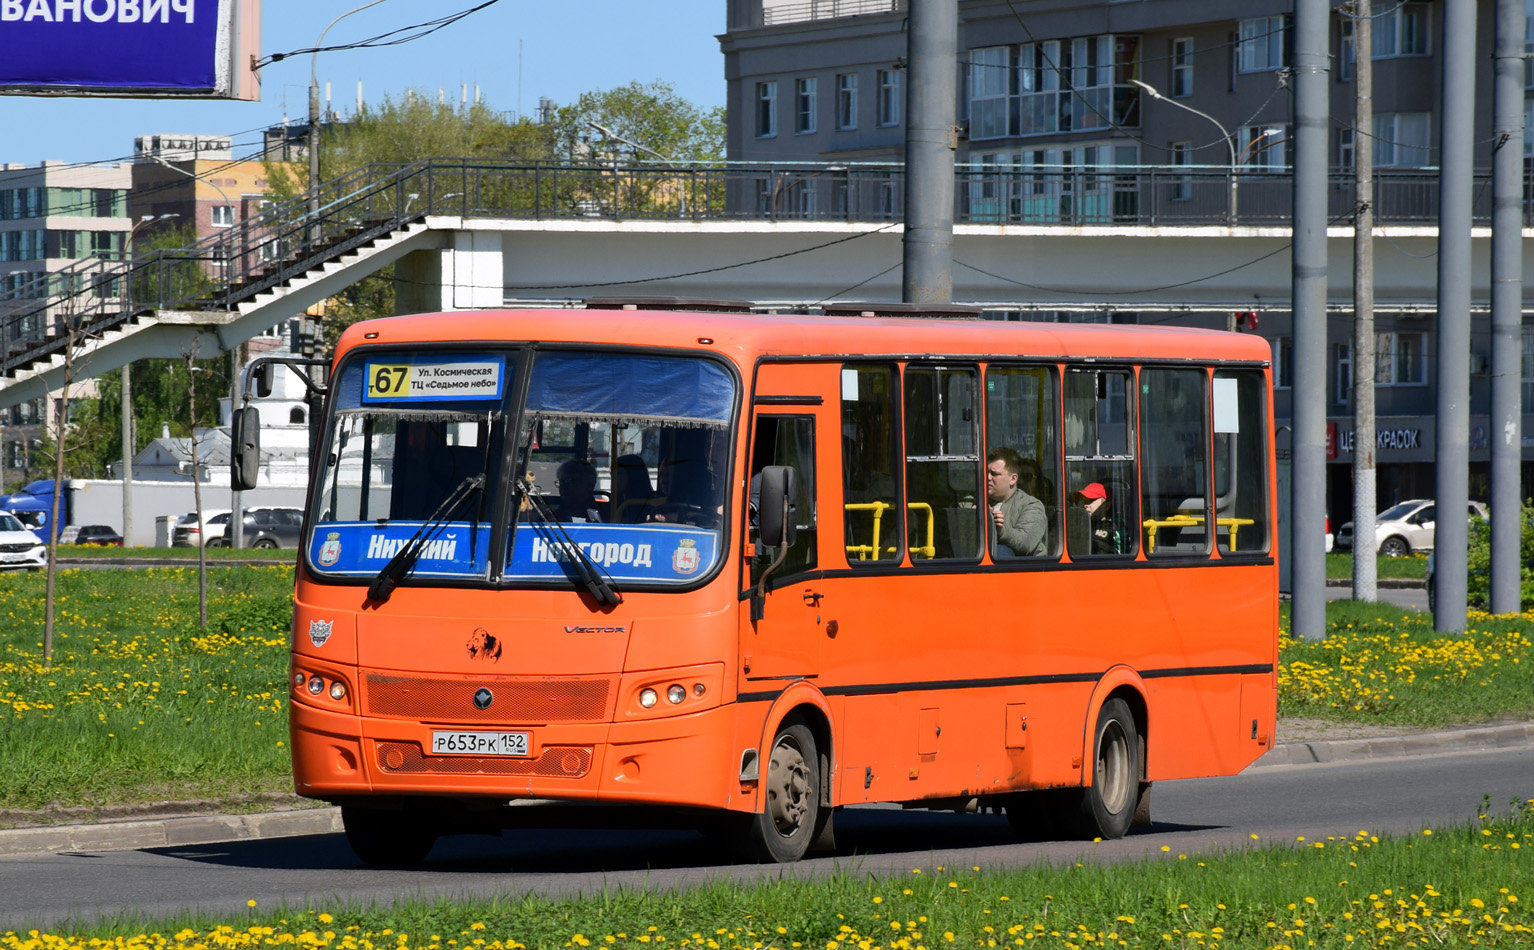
[149,154,235,238]
[120,212,177,549]
[1131,79,1239,222]
[310,1,391,237]
[586,121,684,215]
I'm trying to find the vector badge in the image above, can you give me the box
[308,619,334,648]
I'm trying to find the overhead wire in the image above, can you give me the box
[255,1,502,70]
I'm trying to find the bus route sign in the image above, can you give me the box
[363,356,505,404]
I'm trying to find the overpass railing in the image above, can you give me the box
[0,159,1516,377]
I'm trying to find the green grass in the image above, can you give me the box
[3,570,1531,814]
[0,565,294,812]
[9,798,1532,946]
[55,545,292,560]
[1280,601,1534,727]
[1326,552,1428,580]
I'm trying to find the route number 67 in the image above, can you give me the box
[368,364,411,398]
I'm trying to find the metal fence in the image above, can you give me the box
[0,159,1521,377]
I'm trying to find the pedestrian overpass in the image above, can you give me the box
[1,158,1526,409]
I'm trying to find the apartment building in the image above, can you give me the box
[128,133,280,262]
[720,0,1534,526]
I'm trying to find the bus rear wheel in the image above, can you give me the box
[341,805,437,866]
[737,721,824,862]
[1078,698,1141,839]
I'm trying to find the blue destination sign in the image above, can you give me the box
[0,0,222,92]
[310,522,493,578]
[508,522,718,585]
[362,356,506,404]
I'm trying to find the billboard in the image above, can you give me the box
[0,0,260,99]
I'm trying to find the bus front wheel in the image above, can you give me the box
[341,805,437,866]
[1078,698,1141,839]
[737,721,825,862]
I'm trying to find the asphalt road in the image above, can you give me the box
[1324,583,1428,611]
[1,745,1528,931]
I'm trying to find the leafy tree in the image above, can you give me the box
[69,354,230,479]
[1464,501,1534,610]
[552,81,725,163]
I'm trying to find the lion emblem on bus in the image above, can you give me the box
[308,619,334,648]
[672,537,700,575]
[318,532,342,567]
[466,627,501,661]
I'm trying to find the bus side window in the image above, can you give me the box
[1213,369,1270,554]
[749,415,817,585]
[1140,368,1210,556]
[904,365,982,560]
[984,365,1060,559]
[841,363,904,565]
[1064,368,1136,558]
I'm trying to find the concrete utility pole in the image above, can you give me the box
[1351,0,1377,603]
[1490,0,1526,615]
[1435,0,1475,632]
[901,0,956,304]
[1290,0,1330,640]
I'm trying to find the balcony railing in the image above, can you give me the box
[0,159,1524,377]
[761,0,904,25]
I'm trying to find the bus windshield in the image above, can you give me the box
[305,347,737,589]
[507,350,735,588]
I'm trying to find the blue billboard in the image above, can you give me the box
[0,0,260,99]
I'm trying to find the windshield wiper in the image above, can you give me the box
[516,478,623,608]
[368,474,486,603]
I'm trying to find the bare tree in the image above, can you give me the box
[39,296,97,665]
[184,344,209,631]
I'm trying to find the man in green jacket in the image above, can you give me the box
[987,447,1046,557]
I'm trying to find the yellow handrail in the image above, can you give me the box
[844,501,891,560]
[1143,514,1257,553]
[907,502,936,559]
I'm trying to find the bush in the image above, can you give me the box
[1464,499,1534,609]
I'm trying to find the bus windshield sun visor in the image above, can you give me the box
[367,474,487,603]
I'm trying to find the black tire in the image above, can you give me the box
[1380,536,1410,558]
[341,806,437,866]
[1076,698,1141,839]
[206,538,229,549]
[253,538,279,550]
[736,721,825,862]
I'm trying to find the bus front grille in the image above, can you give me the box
[362,673,613,723]
[375,742,593,778]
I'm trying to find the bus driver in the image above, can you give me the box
[987,447,1046,557]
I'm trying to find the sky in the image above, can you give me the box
[0,0,727,167]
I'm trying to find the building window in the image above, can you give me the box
[1238,16,1289,73]
[836,73,858,130]
[1335,341,1352,405]
[1374,3,1430,57]
[1522,327,1534,411]
[878,68,901,126]
[1340,19,1355,82]
[796,78,818,134]
[1171,37,1194,97]
[1373,113,1431,166]
[90,231,121,259]
[211,205,235,227]
[0,229,45,262]
[1339,127,1355,170]
[756,81,778,137]
[1170,141,1192,201]
[0,187,42,220]
[1273,336,1294,389]
[970,35,1141,141]
[1377,331,1425,385]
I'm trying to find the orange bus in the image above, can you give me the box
[239,303,1278,864]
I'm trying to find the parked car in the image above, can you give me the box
[1325,516,1334,554]
[72,524,124,546]
[171,509,231,547]
[208,507,304,549]
[0,510,46,570]
[1336,499,1488,557]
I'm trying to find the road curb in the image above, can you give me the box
[1251,721,1534,768]
[1323,577,1423,589]
[3,722,1531,857]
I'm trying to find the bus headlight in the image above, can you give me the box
[307,675,325,696]
[329,681,347,700]
[667,684,686,705]
[639,688,658,708]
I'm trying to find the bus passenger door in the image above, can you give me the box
[742,367,834,685]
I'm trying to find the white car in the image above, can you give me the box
[1336,499,1488,558]
[0,510,46,570]
[171,509,232,547]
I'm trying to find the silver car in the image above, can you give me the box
[1337,499,1488,558]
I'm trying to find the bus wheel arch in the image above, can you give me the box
[738,692,834,861]
[1076,675,1149,839]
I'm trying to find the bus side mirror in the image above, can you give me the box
[232,407,260,491]
[756,466,798,549]
[255,362,276,398]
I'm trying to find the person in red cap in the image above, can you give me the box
[1072,481,1122,554]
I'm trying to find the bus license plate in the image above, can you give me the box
[431,730,529,756]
